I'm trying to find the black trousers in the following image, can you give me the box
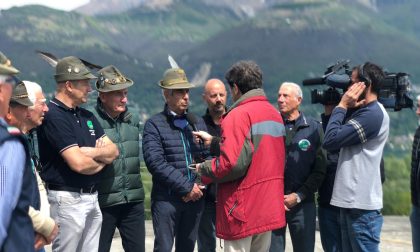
[152,199,204,252]
[98,202,145,252]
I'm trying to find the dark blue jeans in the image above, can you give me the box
[270,201,316,252]
[340,208,383,252]
[99,202,145,252]
[318,205,342,252]
[197,200,216,252]
[152,199,204,252]
[411,205,420,252]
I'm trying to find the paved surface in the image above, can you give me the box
[46,216,413,251]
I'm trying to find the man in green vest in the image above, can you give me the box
[91,65,145,252]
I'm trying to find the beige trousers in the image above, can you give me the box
[224,231,272,252]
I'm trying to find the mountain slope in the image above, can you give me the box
[1,0,419,152]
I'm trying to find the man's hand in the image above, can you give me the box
[34,233,47,250]
[34,222,59,250]
[182,183,203,202]
[45,223,59,244]
[189,163,202,174]
[338,82,366,109]
[192,131,213,147]
[284,193,299,209]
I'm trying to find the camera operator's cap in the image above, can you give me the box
[158,68,195,89]
[0,51,19,75]
[95,65,133,92]
[54,56,97,82]
[10,81,33,107]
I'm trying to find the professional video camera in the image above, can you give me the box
[302,60,414,111]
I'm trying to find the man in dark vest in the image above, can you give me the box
[91,65,145,252]
[0,51,35,251]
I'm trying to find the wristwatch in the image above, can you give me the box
[295,193,302,204]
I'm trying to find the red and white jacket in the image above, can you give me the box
[200,89,286,240]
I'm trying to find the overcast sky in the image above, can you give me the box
[0,0,89,11]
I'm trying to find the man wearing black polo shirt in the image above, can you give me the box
[37,56,119,252]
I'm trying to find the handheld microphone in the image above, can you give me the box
[186,113,205,159]
[186,113,199,132]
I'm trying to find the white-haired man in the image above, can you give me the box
[24,80,58,249]
[6,81,58,250]
[270,82,326,252]
[24,81,49,129]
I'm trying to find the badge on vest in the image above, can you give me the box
[87,120,95,136]
[298,139,311,151]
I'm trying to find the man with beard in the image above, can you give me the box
[37,56,119,252]
[197,79,227,252]
[323,62,389,252]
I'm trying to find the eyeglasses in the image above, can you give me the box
[0,75,20,87]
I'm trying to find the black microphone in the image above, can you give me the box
[186,113,205,161]
[186,113,199,132]
[302,77,325,86]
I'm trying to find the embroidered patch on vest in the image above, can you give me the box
[298,139,311,151]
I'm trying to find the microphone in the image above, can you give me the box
[302,77,325,86]
[186,113,205,160]
[186,113,199,132]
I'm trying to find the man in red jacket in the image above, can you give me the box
[194,60,286,251]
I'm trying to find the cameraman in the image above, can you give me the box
[318,103,386,252]
[323,62,389,252]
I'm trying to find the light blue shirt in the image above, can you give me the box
[0,118,26,248]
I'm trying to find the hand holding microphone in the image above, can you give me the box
[192,131,213,147]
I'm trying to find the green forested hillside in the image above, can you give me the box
[1,0,419,149]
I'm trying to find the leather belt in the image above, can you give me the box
[47,184,97,194]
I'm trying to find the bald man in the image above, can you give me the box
[197,79,227,252]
